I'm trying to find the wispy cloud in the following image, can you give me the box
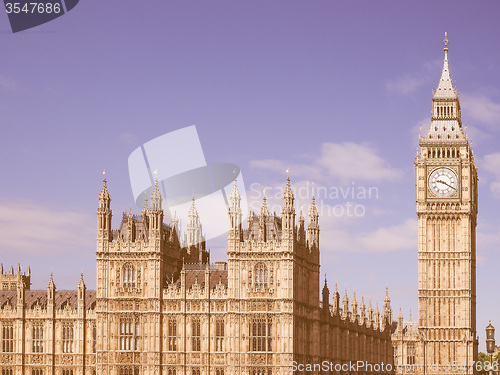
[479,152,500,198]
[461,93,500,130]
[386,59,441,96]
[0,199,95,256]
[322,218,417,254]
[249,142,403,184]
[386,74,426,95]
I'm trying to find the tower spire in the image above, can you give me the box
[97,171,112,241]
[433,32,457,100]
[422,32,466,143]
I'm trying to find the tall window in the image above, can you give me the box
[2,369,13,375]
[2,323,14,352]
[168,319,177,351]
[168,370,177,375]
[62,371,74,375]
[407,344,415,365]
[31,370,43,375]
[254,263,268,289]
[92,325,97,352]
[191,319,201,351]
[215,319,224,351]
[216,370,224,375]
[123,264,136,288]
[120,318,140,351]
[192,369,200,375]
[62,324,74,353]
[32,325,43,353]
[250,317,272,352]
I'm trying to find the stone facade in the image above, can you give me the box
[0,176,393,374]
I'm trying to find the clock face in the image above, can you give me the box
[428,167,458,197]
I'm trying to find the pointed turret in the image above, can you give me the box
[398,307,404,330]
[126,208,135,242]
[185,195,204,249]
[307,196,319,249]
[422,32,467,144]
[382,287,392,326]
[297,211,306,246]
[360,297,366,324]
[78,273,86,313]
[228,178,243,248]
[148,176,164,237]
[342,288,349,320]
[171,211,180,243]
[97,172,112,242]
[433,32,457,100]
[333,283,340,314]
[351,291,358,321]
[228,178,242,229]
[150,176,162,211]
[47,273,56,305]
[322,277,330,311]
[17,279,25,311]
[281,176,296,240]
[259,195,269,242]
[367,300,374,327]
[374,303,380,328]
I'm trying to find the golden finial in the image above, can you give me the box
[233,168,237,181]
[443,32,449,51]
[102,169,107,183]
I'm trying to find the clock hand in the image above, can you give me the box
[437,180,457,190]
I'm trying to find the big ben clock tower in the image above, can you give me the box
[416,33,478,373]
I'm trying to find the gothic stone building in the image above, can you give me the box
[0,177,394,375]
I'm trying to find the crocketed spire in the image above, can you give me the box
[421,32,467,144]
[150,176,162,211]
[433,32,457,99]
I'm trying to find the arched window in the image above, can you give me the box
[254,263,268,289]
[250,316,272,352]
[168,319,177,351]
[119,317,139,351]
[32,325,43,353]
[123,264,136,289]
[2,323,14,352]
[215,319,224,351]
[191,319,201,351]
[62,323,74,353]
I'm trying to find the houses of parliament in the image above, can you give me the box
[0,34,478,375]
[0,174,394,375]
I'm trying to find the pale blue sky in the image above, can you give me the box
[2,1,500,350]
